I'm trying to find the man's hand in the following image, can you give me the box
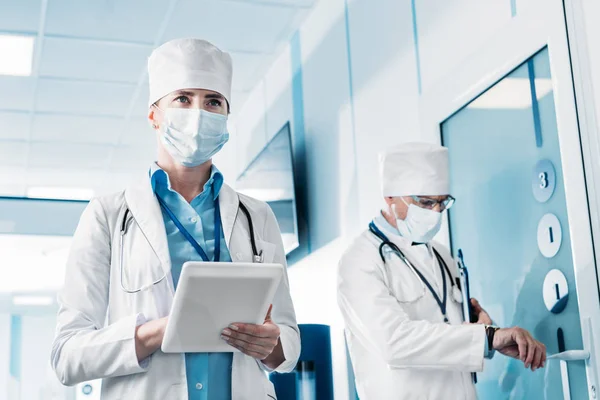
[222,305,285,369]
[493,327,547,371]
[470,298,493,325]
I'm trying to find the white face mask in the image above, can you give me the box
[393,198,443,243]
[157,107,229,167]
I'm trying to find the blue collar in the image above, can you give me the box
[373,212,425,247]
[373,212,403,240]
[150,162,224,200]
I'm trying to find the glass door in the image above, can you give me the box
[441,47,589,399]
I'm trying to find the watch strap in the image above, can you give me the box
[485,325,500,352]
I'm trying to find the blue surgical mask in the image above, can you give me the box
[393,199,443,243]
[157,107,229,167]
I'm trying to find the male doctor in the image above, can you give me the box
[51,38,299,399]
[337,142,546,399]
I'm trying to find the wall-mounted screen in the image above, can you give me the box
[235,123,300,255]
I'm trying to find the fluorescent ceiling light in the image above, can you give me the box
[236,188,292,202]
[468,78,554,110]
[12,295,54,306]
[0,235,71,293]
[0,35,35,77]
[27,186,94,200]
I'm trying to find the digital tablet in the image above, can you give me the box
[161,262,283,353]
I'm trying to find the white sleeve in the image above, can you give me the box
[337,238,485,372]
[259,205,301,373]
[51,199,149,386]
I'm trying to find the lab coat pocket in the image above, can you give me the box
[120,228,165,292]
[119,227,166,318]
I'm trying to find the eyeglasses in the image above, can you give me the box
[410,195,455,211]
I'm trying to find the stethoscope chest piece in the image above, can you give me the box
[452,286,463,304]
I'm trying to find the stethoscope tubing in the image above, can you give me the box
[119,198,262,293]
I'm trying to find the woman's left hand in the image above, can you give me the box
[222,305,284,367]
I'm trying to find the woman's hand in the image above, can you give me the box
[221,305,285,370]
[135,316,168,363]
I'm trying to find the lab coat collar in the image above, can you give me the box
[125,174,241,264]
[149,162,224,201]
[373,212,414,249]
[373,213,441,291]
[124,173,241,287]
[218,183,240,249]
[373,212,430,247]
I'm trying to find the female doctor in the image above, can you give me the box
[51,38,300,400]
[337,143,546,400]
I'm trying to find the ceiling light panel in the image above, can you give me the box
[0,35,35,77]
[39,37,151,83]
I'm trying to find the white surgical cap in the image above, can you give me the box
[379,142,450,197]
[147,38,233,107]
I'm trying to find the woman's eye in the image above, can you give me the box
[208,99,222,107]
[174,96,190,104]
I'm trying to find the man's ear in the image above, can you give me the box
[148,106,158,129]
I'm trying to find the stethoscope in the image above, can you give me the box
[119,197,262,294]
[369,222,462,323]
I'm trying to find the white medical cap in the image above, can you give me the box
[379,142,450,197]
[147,38,233,107]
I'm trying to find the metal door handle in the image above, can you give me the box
[548,348,591,399]
[548,318,598,399]
[548,350,591,361]
[554,328,572,400]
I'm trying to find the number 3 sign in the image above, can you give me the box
[532,159,556,203]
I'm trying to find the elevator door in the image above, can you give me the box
[442,47,588,399]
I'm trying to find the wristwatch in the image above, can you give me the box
[485,325,500,352]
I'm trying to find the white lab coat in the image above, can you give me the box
[337,220,486,400]
[51,174,300,400]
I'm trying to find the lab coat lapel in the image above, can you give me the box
[219,183,240,250]
[124,175,174,295]
[373,219,441,292]
[403,243,442,292]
